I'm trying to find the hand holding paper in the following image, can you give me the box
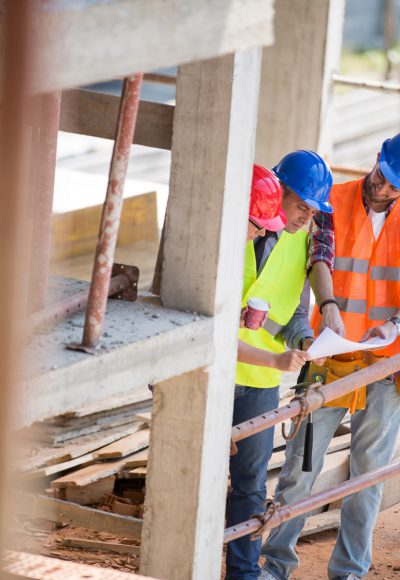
[307,326,397,361]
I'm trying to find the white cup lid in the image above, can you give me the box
[247,297,270,311]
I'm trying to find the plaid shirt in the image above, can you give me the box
[307,179,396,271]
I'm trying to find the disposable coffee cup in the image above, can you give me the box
[244,297,270,330]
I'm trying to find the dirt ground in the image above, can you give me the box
[287,503,400,579]
[14,503,400,579]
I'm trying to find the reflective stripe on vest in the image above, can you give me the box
[334,259,400,281]
[334,257,369,274]
[336,297,366,314]
[236,230,307,388]
[336,298,397,320]
[371,266,400,281]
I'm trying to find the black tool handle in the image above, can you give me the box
[302,416,313,472]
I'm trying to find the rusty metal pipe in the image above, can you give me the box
[28,273,130,335]
[81,74,143,350]
[224,458,400,542]
[232,354,400,444]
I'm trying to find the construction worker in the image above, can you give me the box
[226,152,333,580]
[260,134,400,580]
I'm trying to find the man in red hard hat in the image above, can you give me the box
[227,154,333,580]
[238,165,308,370]
[247,164,287,239]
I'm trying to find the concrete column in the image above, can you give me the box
[140,48,262,580]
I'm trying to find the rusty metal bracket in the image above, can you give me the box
[109,263,139,302]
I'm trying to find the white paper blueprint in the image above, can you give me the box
[307,326,397,360]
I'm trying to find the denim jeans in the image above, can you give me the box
[226,385,280,580]
[261,377,400,580]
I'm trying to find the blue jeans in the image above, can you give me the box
[262,378,400,580]
[226,385,280,580]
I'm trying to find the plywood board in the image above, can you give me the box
[51,194,158,262]
[93,430,150,459]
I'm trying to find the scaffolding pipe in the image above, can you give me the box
[231,354,400,445]
[224,458,400,542]
[333,73,400,94]
[80,74,143,350]
[28,272,131,335]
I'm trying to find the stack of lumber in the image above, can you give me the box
[14,394,400,545]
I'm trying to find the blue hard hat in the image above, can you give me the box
[379,134,400,189]
[272,150,333,213]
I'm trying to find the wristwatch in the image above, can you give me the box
[386,316,400,336]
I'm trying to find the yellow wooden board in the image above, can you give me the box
[51,193,158,262]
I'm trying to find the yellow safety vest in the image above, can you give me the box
[236,230,308,388]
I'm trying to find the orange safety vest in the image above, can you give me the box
[311,179,400,407]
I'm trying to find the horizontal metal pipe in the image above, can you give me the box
[331,164,369,178]
[28,273,130,334]
[224,458,400,543]
[333,73,400,94]
[232,354,400,443]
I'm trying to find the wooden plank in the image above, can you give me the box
[255,0,345,164]
[51,457,130,488]
[60,90,174,151]
[51,193,158,262]
[140,49,262,580]
[64,476,115,505]
[268,434,351,471]
[124,467,147,479]
[93,429,150,459]
[123,449,149,468]
[13,493,142,540]
[20,423,142,472]
[300,508,341,537]
[31,0,274,93]
[134,412,151,425]
[21,452,96,481]
[61,537,140,556]
[2,551,151,579]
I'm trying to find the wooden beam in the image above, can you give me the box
[2,551,151,580]
[61,537,140,556]
[255,0,345,164]
[13,493,142,540]
[60,90,174,151]
[30,0,274,93]
[51,193,158,262]
[140,48,262,580]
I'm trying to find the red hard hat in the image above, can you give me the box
[249,164,287,232]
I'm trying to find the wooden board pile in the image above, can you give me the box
[15,392,152,531]
[13,391,400,550]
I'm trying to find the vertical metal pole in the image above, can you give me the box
[80,74,143,350]
[29,91,61,312]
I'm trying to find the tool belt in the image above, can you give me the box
[307,351,375,414]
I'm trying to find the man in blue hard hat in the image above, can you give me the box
[260,134,400,580]
[226,151,333,580]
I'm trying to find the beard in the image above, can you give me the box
[364,174,392,206]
